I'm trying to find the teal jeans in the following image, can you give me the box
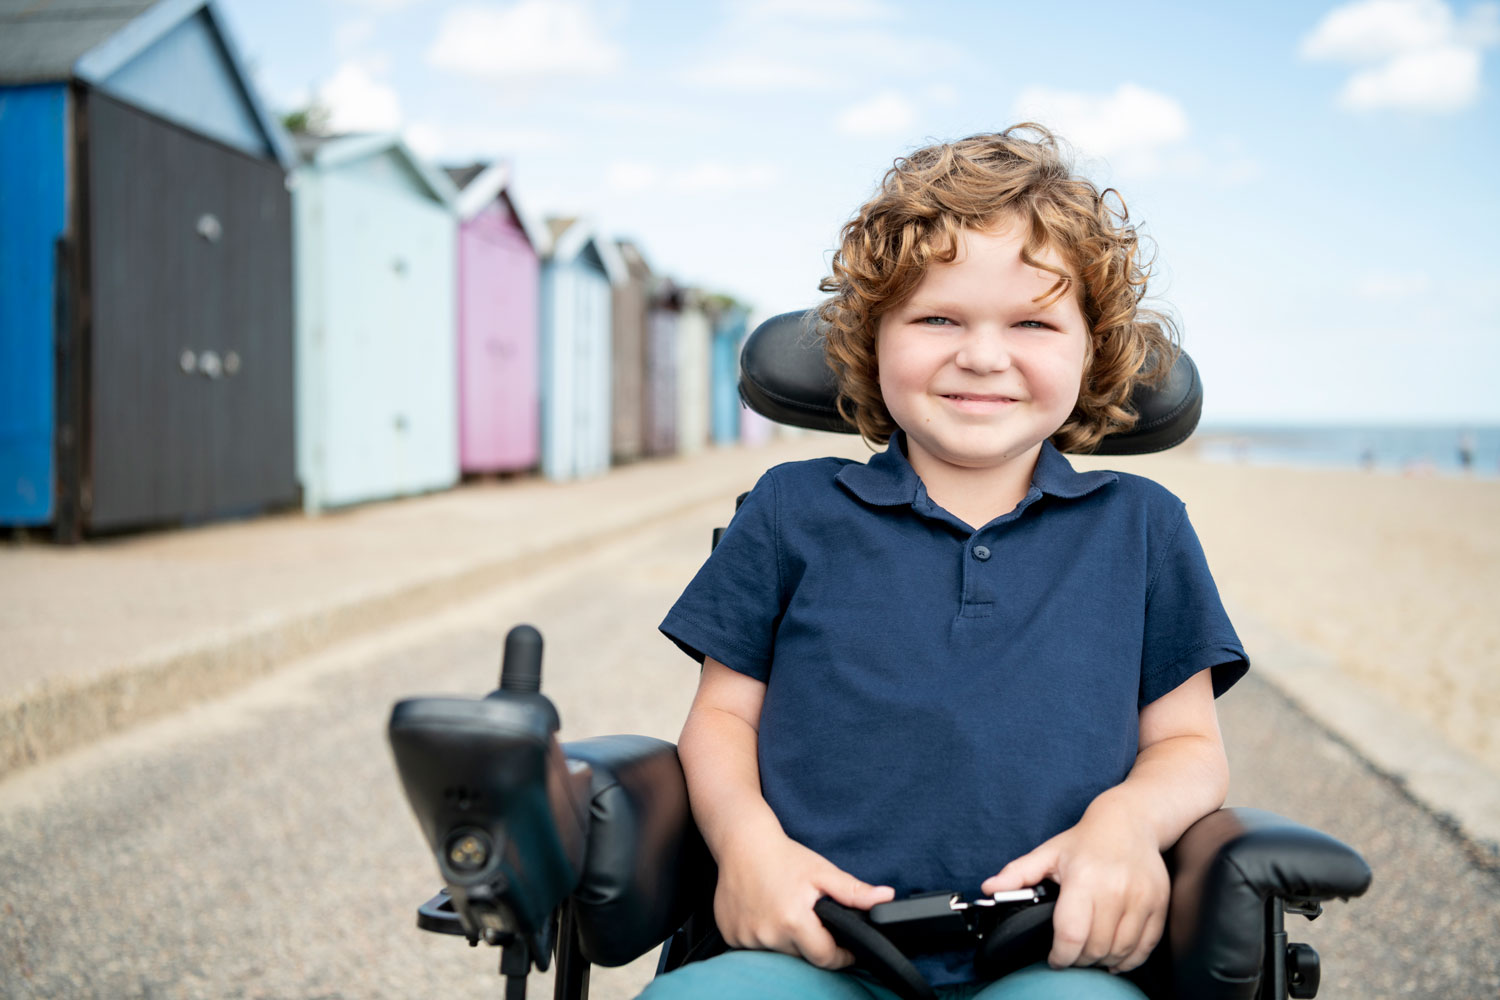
[636,950,1149,999]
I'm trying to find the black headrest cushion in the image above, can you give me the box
[738,310,1202,456]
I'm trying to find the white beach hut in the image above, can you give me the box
[292,132,460,512]
[675,290,713,456]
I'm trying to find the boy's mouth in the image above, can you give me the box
[940,393,1020,404]
[938,392,1022,414]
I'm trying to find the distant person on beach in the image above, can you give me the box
[644,125,1247,1000]
[1458,433,1475,473]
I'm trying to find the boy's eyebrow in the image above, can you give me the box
[901,294,1072,314]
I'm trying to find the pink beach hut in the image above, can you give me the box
[448,162,545,474]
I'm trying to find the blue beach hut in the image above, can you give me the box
[710,301,748,446]
[0,0,298,538]
[292,133,460,512]
[540,218,626,481]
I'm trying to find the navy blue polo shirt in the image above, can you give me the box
[660,433,1247,986]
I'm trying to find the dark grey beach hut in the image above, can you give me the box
[0,0,298,539]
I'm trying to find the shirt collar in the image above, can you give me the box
[836,430,1117,507]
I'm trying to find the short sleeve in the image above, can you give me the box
[659,471,786,682]
[1140,504,1249,707]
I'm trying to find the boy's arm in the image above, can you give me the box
[679,656,895,969]
[983,667,1228,974]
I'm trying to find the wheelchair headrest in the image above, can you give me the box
[738,310,1203,456]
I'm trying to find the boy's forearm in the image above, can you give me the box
[1090,733,1230,851]
[678,703,786,861]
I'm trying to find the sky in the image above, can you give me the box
[216,0,1500,426]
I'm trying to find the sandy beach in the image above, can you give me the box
[1071,448,1500,780]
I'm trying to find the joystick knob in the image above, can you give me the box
[499,624,543,694]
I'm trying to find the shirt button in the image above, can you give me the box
[972,545,991,561]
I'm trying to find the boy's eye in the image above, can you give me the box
[919,316,954,326]
[1016,320,1054,330]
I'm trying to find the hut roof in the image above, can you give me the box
[0,0,295,169]
[615,239,654,284]
[445,163,486,190]
[0,0,154,84]
[546,217,628,284]
[298,132,459,208]
[446,160,548,250]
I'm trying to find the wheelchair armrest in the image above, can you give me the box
[562,735,714,967]
[1167,807,1372,999]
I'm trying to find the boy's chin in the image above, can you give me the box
[912,438,1046,472]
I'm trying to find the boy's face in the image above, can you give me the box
[876,218,1088,483]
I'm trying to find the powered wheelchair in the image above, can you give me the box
[387,311,1372,1000]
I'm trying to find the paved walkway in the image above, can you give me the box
[0,434,863,777]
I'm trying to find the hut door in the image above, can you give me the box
[85,94,295,531]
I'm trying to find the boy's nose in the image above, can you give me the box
[954,329,1013,373]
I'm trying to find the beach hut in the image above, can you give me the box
[610,240,653,463]
[292,132,459,512]
[447,161,544,475]
[1,0,298,538]
[710,301,748,446]
[539,218,625,481]
[675,290,713,456]
[642,280,681,457]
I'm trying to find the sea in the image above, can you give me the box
[1191,424,1500,479]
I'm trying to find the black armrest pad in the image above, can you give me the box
[738,310,1203,455]
[1167,807,1373,999]
[562,735,714,967]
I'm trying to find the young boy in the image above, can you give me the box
[643,126,1247,999]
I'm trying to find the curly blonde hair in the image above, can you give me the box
[817,124,1177,454]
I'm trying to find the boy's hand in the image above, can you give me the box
[981,794,1169,974]
[713,828,895,970]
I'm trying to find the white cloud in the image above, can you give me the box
[606,160,659,193]
[426,1,622,80]
[682,9,954,93]
[1339,42,1483,110]
[1301,0,1455,59]
[332,0,430,9]
[1300,0,1498,112]
[334,18,377,56]
[835,91,917,136]
[602,159,780,195]
[924,83,960,107]
[405,122,562,161]
[1011,84,1189,174]
[742,0,896,20]
[677,161,781,192]
[1356,270,1434,299]
[318,61,403,132]
[681,52,833,92]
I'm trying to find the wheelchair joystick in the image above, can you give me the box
[500,624,543,693]
[389,623,594,999]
